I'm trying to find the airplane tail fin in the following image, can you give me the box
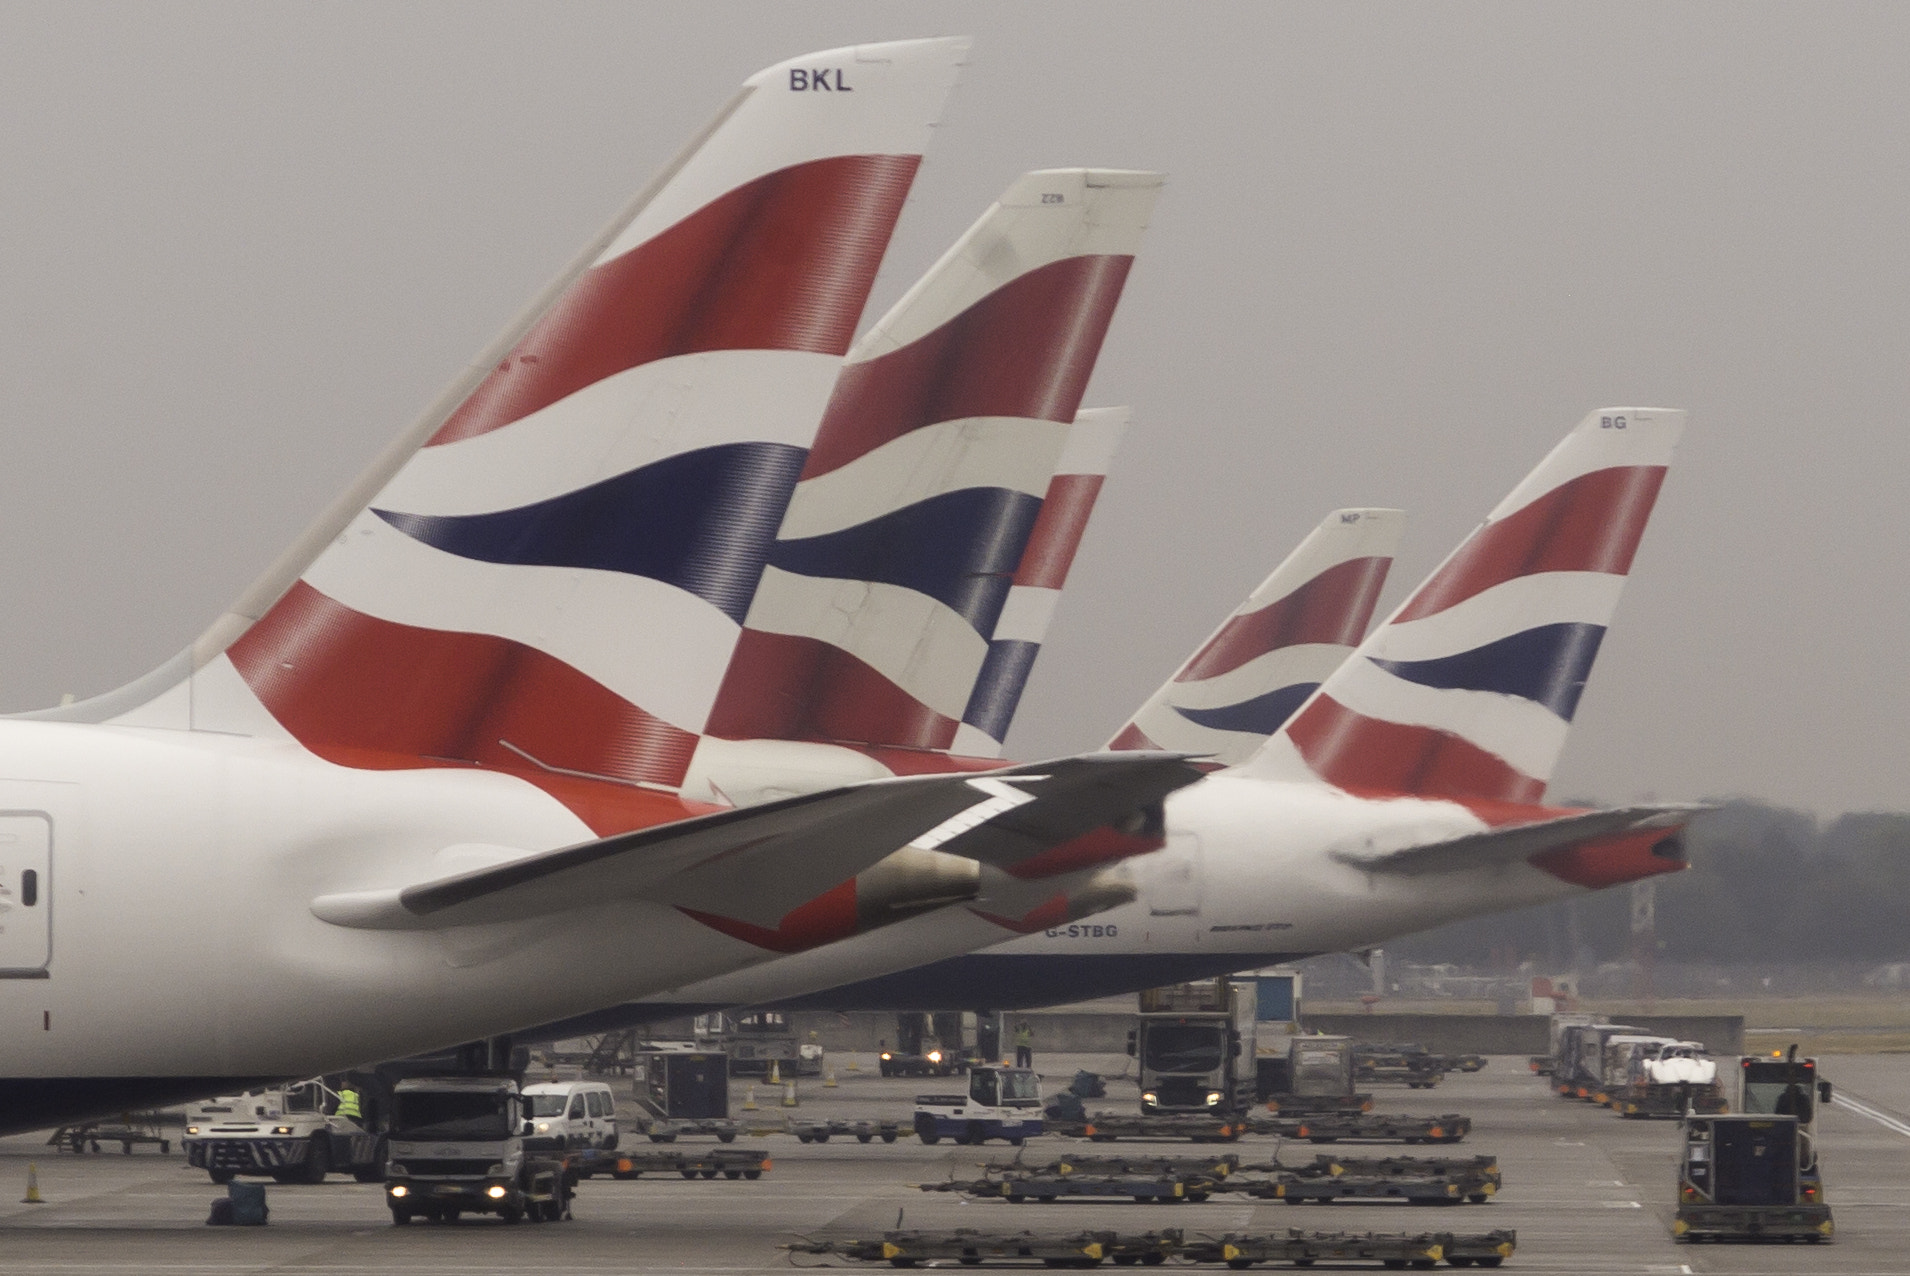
[42,40,968,795]
[952,407,1129,756]
[704,169,1162,751]
[1109,508,1402,763]
[1241,408,1685,804]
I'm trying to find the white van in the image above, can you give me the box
[520,1080,618,1153]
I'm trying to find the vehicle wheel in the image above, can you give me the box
[1007,1136,1025,1147]
[724,1170,741,1180]
[1447,1260,1475,1269]
[499,1204,521,1225]
[914,1116,941,1145]
[680,1169,697,1179]
[858,1133,873,1143]
[717,1132,736,1144]
[700,1168,718,1179]
[354,1137,389,1183]
[1468,1193,1488,1203]
[815,1133,831,1143]
[1141,1257,1167,1267]
[602,1134,619,1152]
[882,1131,897,1143]
[301,1133,331,1184]
[743,1169,762,1180]
[208,1168,235,1185]
[1007,1192,1026,1203]
[797,1133,814,1143]
[1227,1261,1253,1270]
[390,1206,412,1225]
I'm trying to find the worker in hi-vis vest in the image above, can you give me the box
[1014,1023,1034,1069]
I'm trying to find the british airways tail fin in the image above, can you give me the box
[952,406,1129,756]
[703,169,1162,751]
[1242,408,1685,803]
[35,40,968,794]
[1110,507,1402,763]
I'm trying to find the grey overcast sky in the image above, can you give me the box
[0,2,1905,816]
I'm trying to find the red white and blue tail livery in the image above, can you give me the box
[954,406,1129,757]
[1247,408,1683,802]
[1109,508,1401,764]
[702,170,1161,757]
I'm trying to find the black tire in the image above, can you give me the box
[724,1170,741,1180]
[301,1133,331,1184]
[679,1169,696,1179]
[915,1116,941,1145]
[390,1206,412,1226]
[1007,1136,1025,1147]
[602,1133,619,1152]
[208,1168,235,1185]
[717,1132,737,1144]
[499,1204,521,1225]
[881,1131,897,1143]
[699,1168,718,1179]
[858,1133,873,1144]
[797,1133,814,1144]
[743,1169,762,1180]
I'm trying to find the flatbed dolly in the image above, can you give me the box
[787,1226,1516,1268]
[1225,1153,1501,1206]
[1246,1112,1470,1144]
[790,1118,905,1143]
[606,1146,771,1180]
[1049,1113,1244,1142]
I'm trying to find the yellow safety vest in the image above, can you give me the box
[336,1089,362,1119]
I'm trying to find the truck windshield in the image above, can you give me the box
[1742,1076,1813,1122]
[526,1096,569,1117]
[1143,1025,1223,1073]
[1000,1071,1040,1102]
[392,1091,513,1140]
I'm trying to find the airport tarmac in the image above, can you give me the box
[0,1052,1904,1274]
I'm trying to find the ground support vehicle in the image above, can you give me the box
[791,1117,903,1143]
[787,1228,1131,1267]
[1131,980,1258,1116]
[50,1114,172,1155]
[606,1145,770,1180]
[1257,1037,1371,1114]
[383,1075,569,1225]
[520,1079,619,1156]
[1184,1227,1514,1268]
[1615,1082,1728,1119]
[921,1154,1233,1204]
[788,1226,1515,1268]
[1353,1044,1466,1088]
[639,1116,743,1142]
[1228,1153,1502,1206]
[694,1011,822,1078]
[1553,1023,1643,1100]
[632,1048,730,1130]
[1673,1114,1831,1242]
[1050,1113,1245,1142]
[880,1012,975,1077]
[183,1080,383,1184]
[1248,1112,1471,1144]
[914,1066,1043,1145]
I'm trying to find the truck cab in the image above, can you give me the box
[384,1075,569,1225]
[1131,979,1257,1115]
[913,1066,1043,1145]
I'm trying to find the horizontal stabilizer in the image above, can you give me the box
[1329,803,1706,877]
[313,752,1202,930]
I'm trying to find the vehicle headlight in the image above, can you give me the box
[1205,1092,1222,1106]
[273,1125,294,1135]
[1142,1092,1157,1105]
[388,1184,408,1198]
[186,1126,199,1135]
[880,1052,893,1060]
[927,1050,943,1063]
[486,1184,508,1200]
[536,1122,550,1133]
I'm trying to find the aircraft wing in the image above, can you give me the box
[1328,803,1707,877]
[312,752,1202,930]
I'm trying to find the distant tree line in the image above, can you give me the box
[1386,801,1910,969]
